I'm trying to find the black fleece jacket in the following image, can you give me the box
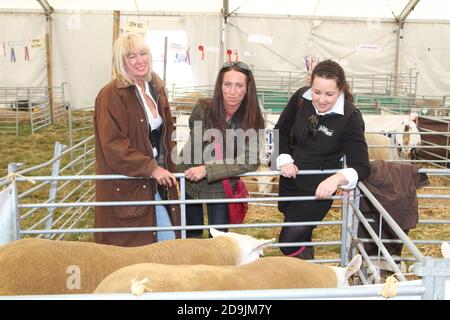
[274,86,370,190]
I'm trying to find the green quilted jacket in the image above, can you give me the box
[177,101,261,199]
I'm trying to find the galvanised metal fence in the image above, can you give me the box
[0,83,69,135]
[1,159,449,299]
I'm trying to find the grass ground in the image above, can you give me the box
[0,123,69,177]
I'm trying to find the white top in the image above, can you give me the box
[276,88,358,189]
[302,88,345,116]
[136,81,163,131]
[136,81,162,158]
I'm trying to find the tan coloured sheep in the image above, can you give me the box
[365,133,399,161]
[94,255,362,294]
[0,229,274,295]
[241,164,279,195]
[442,242,450,259]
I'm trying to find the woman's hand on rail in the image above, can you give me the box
[152,166,177,188]
[279,163,298,178]
[315,173,345,199]
[184,165,207,182]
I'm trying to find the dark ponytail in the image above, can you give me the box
[342,82,353,103]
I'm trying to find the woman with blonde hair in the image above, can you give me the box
[94,33,180,246]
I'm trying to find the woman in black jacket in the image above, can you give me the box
[274,60,370,259]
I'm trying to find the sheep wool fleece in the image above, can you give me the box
[0,237,239,295]
[95,256,338,293]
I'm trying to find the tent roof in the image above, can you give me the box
[1,0,449,21]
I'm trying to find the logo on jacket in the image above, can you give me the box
[318,125,334,136]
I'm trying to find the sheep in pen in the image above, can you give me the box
[364,113,421,161]
[242,114,422,196]
[0,229,274,295]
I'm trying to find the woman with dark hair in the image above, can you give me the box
[274,59,370,259]
[179,61,265,237]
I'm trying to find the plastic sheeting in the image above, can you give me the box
[0,184,17,245]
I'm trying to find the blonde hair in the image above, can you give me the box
[112,32,152,86]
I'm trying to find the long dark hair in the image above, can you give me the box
[206,62,265,136]
[311,60,353,102]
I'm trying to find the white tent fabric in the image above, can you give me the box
[0,0,449,108]
[2,0,449,20]
[226,16,450,97]
[185,15,222,86]
[226,16,398,74]
[401,22,450,96]
[0,184,17,245]
[0,13,47,88]
[52,13,113,108]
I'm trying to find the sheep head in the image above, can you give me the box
[209,228,275,265]
[257,176,279,194]
[395,119,421,159]
[329,254,362,287]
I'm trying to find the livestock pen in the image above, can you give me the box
[0,139,449,299]
[0,84,69,136]
[1,104,450,299]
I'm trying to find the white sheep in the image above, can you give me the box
[94,255,362,294]
[393,118,421,159]
[442,242,450,259]
[363,113,421,160]
[0,228,274,295]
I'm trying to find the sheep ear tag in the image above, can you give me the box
[442,242,450,259]
[344,254,362,280]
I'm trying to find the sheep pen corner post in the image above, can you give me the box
[44,7,55,125]
[112,10,120,79]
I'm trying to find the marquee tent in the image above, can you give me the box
[0,0,449,108]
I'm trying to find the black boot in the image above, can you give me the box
[186,230,204,238]
[295,246,315,260]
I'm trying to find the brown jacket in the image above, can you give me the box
[361,160,428,231]
[94,73,180,247]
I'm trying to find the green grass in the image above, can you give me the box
[1,113,95,242]
[0,123,70,177]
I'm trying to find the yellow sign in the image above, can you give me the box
[31,38,42,48]
[124,20,149,35]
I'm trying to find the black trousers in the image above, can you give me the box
[278,176,333,256]
[357,211,408,257]
[185,194,229,238]
[279,199,333,255]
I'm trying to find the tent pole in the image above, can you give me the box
[112,11,120,47]
[394,0,420,96]
[393,22,403,96]
[221,0,229,68]
[112,11,120,78]
[37,0,55,124]
[163,36,168,82]
[45,29,54,124]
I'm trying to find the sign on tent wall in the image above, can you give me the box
[0,13,47,88]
